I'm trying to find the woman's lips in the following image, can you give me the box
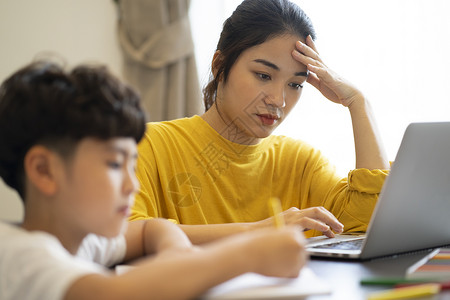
[257,114,279,126]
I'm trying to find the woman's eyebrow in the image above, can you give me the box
[253,59,279,71]
[253,59,309,77]
[295,70,309,77]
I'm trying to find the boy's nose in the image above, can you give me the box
[124,169,139,195]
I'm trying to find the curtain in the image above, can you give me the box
[117,0,203,121]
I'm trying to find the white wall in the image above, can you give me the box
[279,0,450,175]
[0,0,122,222]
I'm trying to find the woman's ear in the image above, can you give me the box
[211,50,224,80]
[24,146,61,196]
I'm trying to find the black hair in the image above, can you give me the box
[0,60,146,200]
[203,0,316,111]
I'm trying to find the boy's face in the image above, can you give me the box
[56,137,139,238]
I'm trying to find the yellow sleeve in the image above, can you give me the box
[273,137,389,237]
[321,168,389,235]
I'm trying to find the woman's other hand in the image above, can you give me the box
[292,35,363,108]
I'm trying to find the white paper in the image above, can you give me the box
[199,267,331,300]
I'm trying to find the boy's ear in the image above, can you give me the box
[211,50,224,80]
[24,146,61,196]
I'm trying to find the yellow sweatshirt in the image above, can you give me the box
[131,116,388,237]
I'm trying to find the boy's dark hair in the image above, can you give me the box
[0,60,146,200]
[203,0,316,111]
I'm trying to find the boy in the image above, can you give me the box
[0,60,307,300]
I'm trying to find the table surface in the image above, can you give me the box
[307,249,450,300]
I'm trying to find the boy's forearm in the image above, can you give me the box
[125,242,249,299]
[67,238,251,300]
[67,226,306,300]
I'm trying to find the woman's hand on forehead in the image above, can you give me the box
[292,35,362,107]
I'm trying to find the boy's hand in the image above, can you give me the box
[243,226,307,278]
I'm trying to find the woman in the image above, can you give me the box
[131,0,390,244]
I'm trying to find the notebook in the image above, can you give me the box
[198,267,331,299]
[306,122,450,260]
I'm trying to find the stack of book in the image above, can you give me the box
[407,248,450,280]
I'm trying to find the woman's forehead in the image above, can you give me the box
[238,34,308,71]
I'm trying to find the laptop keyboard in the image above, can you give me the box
[310,238,364,251]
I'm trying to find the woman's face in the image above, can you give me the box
[215,34,308,144]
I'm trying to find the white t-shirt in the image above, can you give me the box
[0,222,126,300]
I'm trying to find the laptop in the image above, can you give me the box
[306,122,450,260]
